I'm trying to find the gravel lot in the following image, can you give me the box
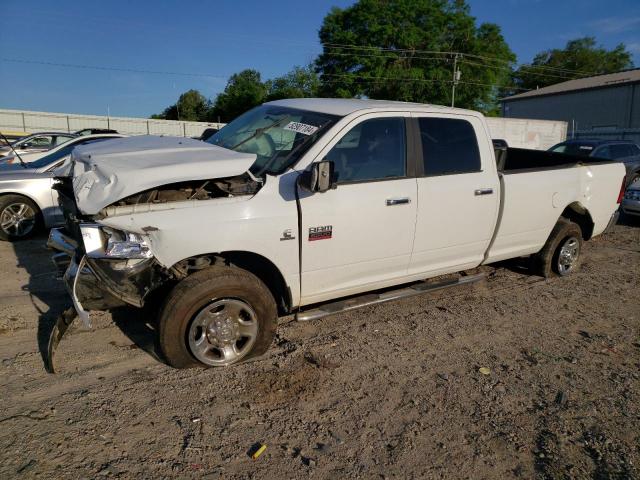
[0,218,638,479]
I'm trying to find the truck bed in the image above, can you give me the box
[485,148,624,264]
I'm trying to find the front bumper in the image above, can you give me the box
[621,198,640,217]
[48,228,164,324]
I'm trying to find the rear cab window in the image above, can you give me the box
[417,117,481,176]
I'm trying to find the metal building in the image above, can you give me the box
[501,69,640,145]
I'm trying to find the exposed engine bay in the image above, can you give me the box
[107,173,262,208]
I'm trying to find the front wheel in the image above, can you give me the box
[157,265,277,368]
[533,219,583,278]
[0,194,41,241]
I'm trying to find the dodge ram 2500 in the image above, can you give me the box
[47,98,626,370]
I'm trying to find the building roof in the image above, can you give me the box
[267,97,478,117]
[503,68,640,102]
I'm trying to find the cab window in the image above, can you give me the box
[418,118,481,176]
[326,117,406,183]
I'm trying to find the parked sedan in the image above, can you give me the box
[622,179,640,217]
[548,139,640,185]
[0,132,77,158]
[0,134,124,240]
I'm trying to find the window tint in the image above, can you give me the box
[29,138,113,168]
[326,117,406,183]
[28,136,53,148]
[609,144,634,159]
[53,135,73,146]
[418,118,481,175]
[594,145,612,159]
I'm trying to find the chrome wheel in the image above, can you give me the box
[557,236,580,275]
[187,298,258,366]
[0,202,36,238]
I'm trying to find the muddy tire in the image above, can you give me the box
[0,194,41,241]
[157,265,277,368]
[533,219,583,278]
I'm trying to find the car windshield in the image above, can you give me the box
[28,138,114,169]
[206,105,339,176]
[550,142,595,157]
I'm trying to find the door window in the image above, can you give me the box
[418,118,481,176]
[326,117,406,183]
[53,135,74,146]
[610,144,633,159]
[26,136,54,148]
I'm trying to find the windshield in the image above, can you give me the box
[549,142,595,157]
[207,105,339,176]
[27,137,114,169]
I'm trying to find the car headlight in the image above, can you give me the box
[80,224,153,259]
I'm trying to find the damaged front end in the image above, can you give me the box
[46,170,262,372]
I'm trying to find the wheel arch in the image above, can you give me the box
[171,250,292,316]
[560,202,594,240]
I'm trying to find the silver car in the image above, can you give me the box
[622,180,640,217]
[0,134,124,240]
[0,132,77,158]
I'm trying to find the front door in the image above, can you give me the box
[299,114,417,305]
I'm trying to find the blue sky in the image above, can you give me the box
[1,0,639,118]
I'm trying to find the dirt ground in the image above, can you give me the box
[0,218,638,479]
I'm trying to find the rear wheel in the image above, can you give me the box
[0,195,41,241]
[533,219,583,278]
[157,265,277,368]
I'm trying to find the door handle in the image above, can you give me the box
[474,188,494,196]
[386,197,411,206]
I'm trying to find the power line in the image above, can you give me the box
[320,43,598,76]
[0,57,229,79]
[322,73,529,91]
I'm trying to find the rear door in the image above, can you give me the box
[409,114,499,276]
[298,113,418,305]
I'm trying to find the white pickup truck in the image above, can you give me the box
[47,99,626,370]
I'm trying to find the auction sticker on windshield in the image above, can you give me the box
[284,122,319,136]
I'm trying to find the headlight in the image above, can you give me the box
[80,224,153,259]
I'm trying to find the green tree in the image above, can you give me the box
[315,0,515,112]
[151,89,210,121]
[265,65,321,101]
[210,69,268,122]
[513,37,634,90]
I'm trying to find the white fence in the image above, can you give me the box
[485,117,568,150]
[0,108,223,138]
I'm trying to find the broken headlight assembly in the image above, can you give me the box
[80,224,153,259]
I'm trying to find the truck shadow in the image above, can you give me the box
[9,232,69,369]
[10,232,163,370]
[110,306,163,363]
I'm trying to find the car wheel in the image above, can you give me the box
[157,265,277,368]
[0,194,41,241]
[533,219,583,278]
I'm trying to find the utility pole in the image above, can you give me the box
[451,54,461,108]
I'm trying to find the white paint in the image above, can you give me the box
[73,99,624,310]
[485,117,568,150]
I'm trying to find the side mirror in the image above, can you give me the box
[20,144,29,149]
[298,160,336,193]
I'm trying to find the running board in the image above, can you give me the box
[295,272,485,322]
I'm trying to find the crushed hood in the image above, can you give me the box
[69,135,256,215]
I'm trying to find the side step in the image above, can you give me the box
[295,272,485,322]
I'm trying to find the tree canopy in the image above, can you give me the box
[315,0,515,112]
[150,89,210,121]
[152,4,636,122]
[512,37,634,91]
